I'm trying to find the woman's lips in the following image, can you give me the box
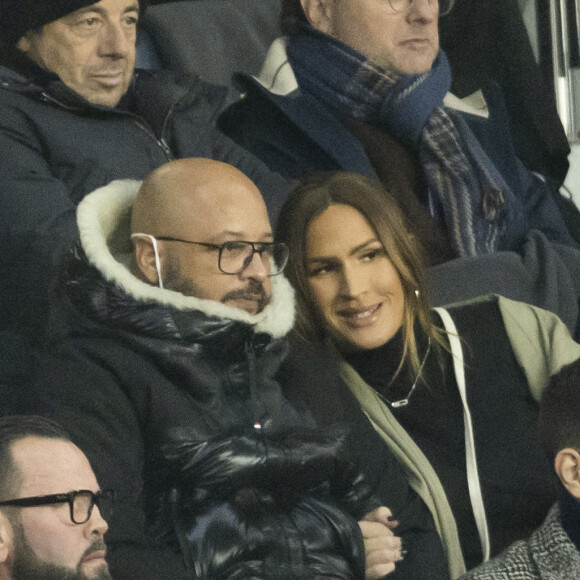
[338,303,382,327]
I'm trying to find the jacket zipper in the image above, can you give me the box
[40,90,175,162]
[131,118,174,161]
[245,340,264,430]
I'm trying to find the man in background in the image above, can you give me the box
[461,358,580,579]
[0,415,112,580]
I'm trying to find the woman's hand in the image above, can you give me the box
[359,507,403,579]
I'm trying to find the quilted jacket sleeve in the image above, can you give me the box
[162,426,367,501]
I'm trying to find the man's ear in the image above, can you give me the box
[555,448,580,500]
[132,236,162,286]
[16,35,30,52]
[0,511,14,567]
[300,0,334,33]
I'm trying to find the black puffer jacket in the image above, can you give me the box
[0,57,288,341]
[29,180,448,579]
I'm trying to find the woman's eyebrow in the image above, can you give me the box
[348,238,380,256]
[307,238,380,263]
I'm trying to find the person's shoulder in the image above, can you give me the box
[283,333,336,373]
[436,294,501,320]
[495,295,580,400]
[218,75,284,129]
[0,65,44,108]
[133,68,229,111]
[458,538,534,580]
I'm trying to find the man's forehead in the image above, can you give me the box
[207,229,274,244]
[167,184,272,239]
[11,437,95,495]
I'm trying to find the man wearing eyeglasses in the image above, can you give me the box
[0,415,112,580]
[217,0,580,340]
[28,158,448,579]
[129,158,288,316]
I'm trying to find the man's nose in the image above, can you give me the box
[87,504,109,537]
[99,22,132,57]
[408,0,438,21]
[241,251,269,281]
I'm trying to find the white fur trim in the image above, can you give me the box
[76,180,296,338]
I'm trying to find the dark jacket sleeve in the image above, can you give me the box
[163,427,362,499]
[217,86,339,182]
[0,106,79,336]
[278,337,450,580]
[27,343,190,580]
[466,82,579,250]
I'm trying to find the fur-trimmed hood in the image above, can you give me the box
[61,178,295,340]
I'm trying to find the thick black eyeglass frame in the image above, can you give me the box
[0,489,114,524]
[155,237,289,276]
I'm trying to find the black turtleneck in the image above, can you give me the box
[343,320,480,565]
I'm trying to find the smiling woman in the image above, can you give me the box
[276,171,441,375]
[275,171,580,574]
[305,203,406,352]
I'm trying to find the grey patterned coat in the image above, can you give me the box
[459,503,580,579]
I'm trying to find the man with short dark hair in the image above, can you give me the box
[459,359,580,579]
[0,0,287,343]
[31,158,449,579]
[218,0,580,338]
[0,415,112,580]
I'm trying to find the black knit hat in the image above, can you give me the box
[0,0,125,46]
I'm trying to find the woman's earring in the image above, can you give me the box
[415,289,420,298]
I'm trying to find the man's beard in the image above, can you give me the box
[221,278,271,313]
[163,261,197,297]
[164,263,271,314]
[11,523,112,580]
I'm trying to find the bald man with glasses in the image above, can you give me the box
[0,415,112,580]
[26,158,449,579]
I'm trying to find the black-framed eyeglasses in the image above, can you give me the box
[386,0,453,15]
[0,489,114,525]
[156,237,290,276]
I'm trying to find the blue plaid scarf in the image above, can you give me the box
[287,25,516,257]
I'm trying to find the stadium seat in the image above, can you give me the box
[139,0,282,86]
